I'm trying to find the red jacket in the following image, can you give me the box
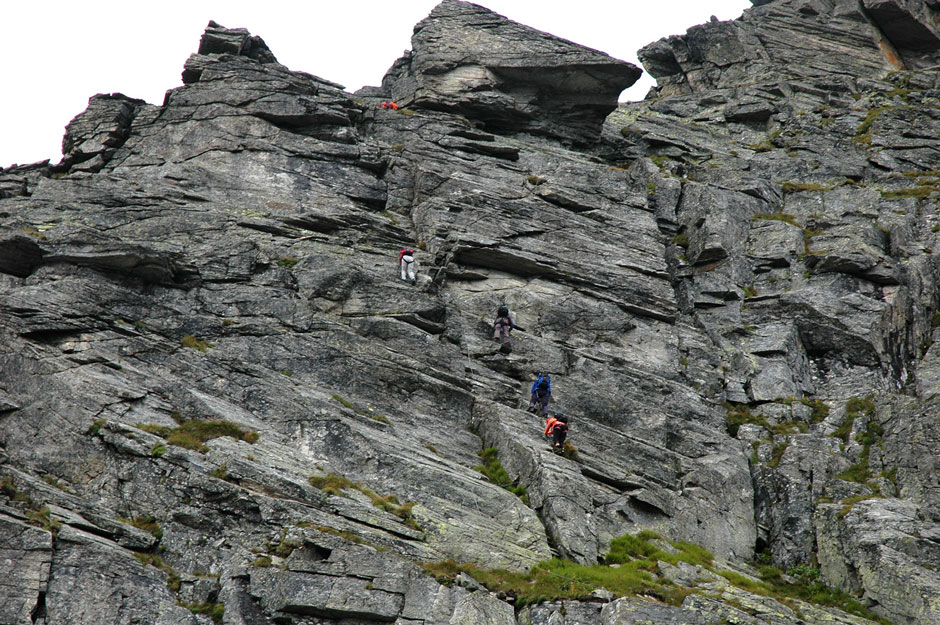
[399,248,415,265]
[544,416,559,436]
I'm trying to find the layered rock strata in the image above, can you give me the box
[1,0,940,624]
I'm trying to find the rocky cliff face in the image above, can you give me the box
[1,1,939,624]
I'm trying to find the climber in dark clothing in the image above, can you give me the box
[528,373,551,417]
[492,305,514,346]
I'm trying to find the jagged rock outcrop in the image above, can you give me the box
[378,0,641,145]
[56,93,145,174]
[638,0,940,97]
[2,0,940,624]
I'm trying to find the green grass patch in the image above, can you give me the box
[139,424,173,437]
[855,107,890,141]
[168,421,257,451]
[803,398,830,424]
[526,175,547,186]
[831,396,874,443]
[41,475,70,493]
[836,408,884,484]
[607,532,713,569]
[767,442,789,468]
[134,552,181,591]
[775,396,830,425]
[724,403,770,437]
[832,395,884,484]
[27,507,62,535]
[884,87,912,100]
[421,556,686,608]
[770,422,806,436]
[931,312,940,329]
[802,227,825,255]
[671,232,689,248]
[781,181,828,194]
[560,441,579,460]
[298,522,369,545]
[423,533,706,607]
[719,569,771,593]
[309,473,358,497]
[277,256,298,268]
[880,185,940,200]
[267,538,302,558]
[880,466,898,484]
[421,531,890,621]
[181,335,212,352]
[725,564,884,622]
[139,418,258,454]
[475,448,528,504]
[0,477,49,526]
[902,169,940,179]
[179,602,224,624]
[18,228,47,240]
[758,564,784,583]
[747,142,775,153]
[308,473,420,529]
[839,494,881,518]
[119,515,164,540]
[331,394,354,409]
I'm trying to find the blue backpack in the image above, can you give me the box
[534,374,550,395]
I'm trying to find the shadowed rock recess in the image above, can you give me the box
[2,0,940,623]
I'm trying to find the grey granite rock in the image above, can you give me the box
[2,1,940,624]
[58,93,145,173]
[380,0,640,146]
[0,513,52,625]
[816,498,940,625]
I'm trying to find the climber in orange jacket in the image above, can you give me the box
[544,414,558,437]
[544,412,569,454]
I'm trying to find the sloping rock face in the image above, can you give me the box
[1,0,939,624]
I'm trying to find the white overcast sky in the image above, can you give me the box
[2,0,752,168]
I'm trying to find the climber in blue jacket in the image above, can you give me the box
[528,372,551,417]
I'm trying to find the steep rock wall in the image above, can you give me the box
[1,1,939,624]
